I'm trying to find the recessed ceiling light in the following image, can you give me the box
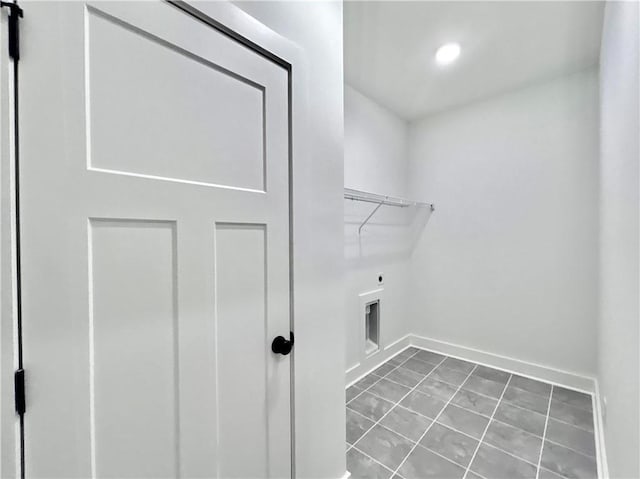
[435,42,461,66]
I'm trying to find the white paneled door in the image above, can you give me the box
[19,2,292,477]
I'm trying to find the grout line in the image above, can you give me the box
[462,373,513,479]
[536,385,554,479]
[351,356,449,463]
[390,364,480,478]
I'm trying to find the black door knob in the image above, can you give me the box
[272,332,294,355]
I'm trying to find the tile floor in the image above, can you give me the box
[346,347,598,479]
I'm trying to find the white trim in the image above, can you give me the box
[339,471,351,479]
[409,334,596,393]
[346,334,412,386]
[593,379,610,479]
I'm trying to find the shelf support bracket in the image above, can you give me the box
[358,197,387,235]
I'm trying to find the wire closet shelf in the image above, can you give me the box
[344,187,434,234]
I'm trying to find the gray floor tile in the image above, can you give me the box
[419,422,479,468]
[430,365,470,387]
[503,385,550,415]
[388,355,409,367]
[483,419,542,464]
[462,375,506,399]
[355,425,415,471]
[396,349,418,360]
[373,363,397,378]
[472,365,511,385]
[541,441,597,479]
[438,404,489,439]
[400,358,436,375]
[510,375,552,397]
[347,448,393,479]
[413,349,446,365]
[545,418,596,457]
[416,377,458,402]
[552,387,593,412]
[470,443,537,479]
[548,399,594,432]
[348,391,395,422]
[355,374,382,391]
[347,408,375,444]
[347,386,364,403]
[451,389,498,417]
[442,357,475,374]
[385,367,425,388]
[538,467,566,479]
[398,445,466,479]
[346,357,599,479]
[368,378,412,403]
[400,390,447,419]
[493,402,546,437]
[380,406,432,441]
[388,349,415,366]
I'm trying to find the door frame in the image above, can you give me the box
[0,1,309,476]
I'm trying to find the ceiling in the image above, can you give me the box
[344,1,604,120]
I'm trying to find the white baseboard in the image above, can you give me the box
[410,334,596,393]
[346,334,412,386]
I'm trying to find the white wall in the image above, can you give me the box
[598,1,640,477]
[230,3,346,478]
[408,69,600,376]
[344,86,417,376]
[345,86,408,197]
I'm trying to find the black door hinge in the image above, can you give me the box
[14,368,25,415]
[1,1,22,61]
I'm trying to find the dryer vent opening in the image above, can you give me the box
[365,300,380,355]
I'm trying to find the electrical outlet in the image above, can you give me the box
[377,273,384,285]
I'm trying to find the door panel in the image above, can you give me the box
[86,6,266,191]
[90,220,179,478]
[215,224,268,478]
[20,2,291,477]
